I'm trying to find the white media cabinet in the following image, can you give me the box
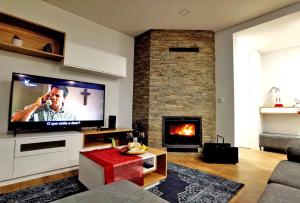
[0,131,83,186]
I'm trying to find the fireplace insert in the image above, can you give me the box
[162,116,202,150]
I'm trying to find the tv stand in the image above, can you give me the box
[0,131,83,185]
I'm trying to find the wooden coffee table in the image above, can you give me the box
[79,147,167,189]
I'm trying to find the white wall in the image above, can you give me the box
[262,47,300,106]
[261,47,300,135]
[0,0,134,133]
[216,2,300,146]
[248,51,263,149]
[233,37,252,147]
[233,34,263,149]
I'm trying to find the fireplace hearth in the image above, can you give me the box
[162,116,202,151]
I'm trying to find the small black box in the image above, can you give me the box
[202,143,239,164]
[108,115,116,129]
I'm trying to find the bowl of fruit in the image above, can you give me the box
[121,142,148,155]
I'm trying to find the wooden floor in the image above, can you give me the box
[168,148,286,203]
[0,148,286,203]
[0,170,78,194]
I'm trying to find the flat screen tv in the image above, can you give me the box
[8,73,105,133]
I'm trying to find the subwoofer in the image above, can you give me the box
[202,135,239,164]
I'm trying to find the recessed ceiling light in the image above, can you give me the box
[178,8,190,16]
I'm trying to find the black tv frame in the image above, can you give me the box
[8,72,105,135]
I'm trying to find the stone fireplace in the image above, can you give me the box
[162,116,202,149]
[133,30,216,147]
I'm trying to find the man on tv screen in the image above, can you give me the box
[11,85,76,122]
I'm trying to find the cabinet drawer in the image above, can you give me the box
[0,140,15,180]
[13,150,69,177]
[15,136,67,157]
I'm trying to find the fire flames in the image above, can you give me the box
[169,124,195,137]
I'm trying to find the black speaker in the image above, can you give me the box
[202,135,239,164]
[108,115,116,129]
[202,143,239,164]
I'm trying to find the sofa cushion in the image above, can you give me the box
[53,180,167,203]
[269,160,300,189]
[258,183,300,203]
[286,140,300,163]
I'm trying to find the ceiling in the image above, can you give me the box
[43,0,300,37]
[235,11,300,54]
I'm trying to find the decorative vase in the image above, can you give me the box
[270,87,283,107]
[12,35,23,47]
[43,43,52,53]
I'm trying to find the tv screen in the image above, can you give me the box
[8,73,105,131]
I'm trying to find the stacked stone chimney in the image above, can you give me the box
[133,30,216,147]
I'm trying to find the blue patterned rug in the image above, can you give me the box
[0,163,243,203]
[0,176,87,203]
[148,163,244,203]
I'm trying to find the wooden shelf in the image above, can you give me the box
[260,107,299,114]
[82,128,132,135]
[0,11,65,61]
[143,148,167,187]
[143,167,157,175]
[0,42,64,61]
[144,172,167,187]
[148,148,167,156]
[82,128,132,148]
[83,141,112,148]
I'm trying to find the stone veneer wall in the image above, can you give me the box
[133,30,216,147]
[133,31,151,137]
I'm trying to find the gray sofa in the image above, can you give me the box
[258,141,300,203]
[259,133,300,151]
[53,180,167,203]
